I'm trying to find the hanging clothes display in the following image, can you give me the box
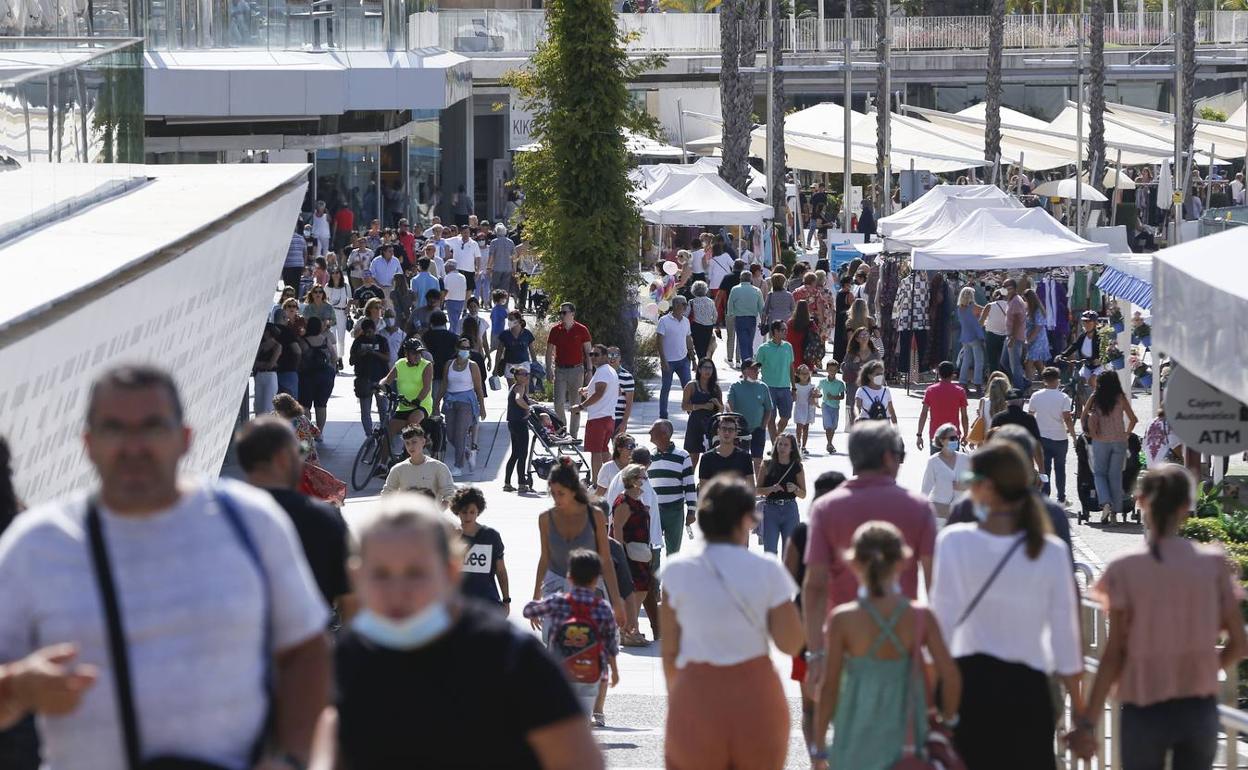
[926,272,948,370]
[876,257,901,378]
[893,267,930,376]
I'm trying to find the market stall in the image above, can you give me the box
[640,173,772,227]
[883,196,1023,250]
[877,184,1016,238]
[910,207,1110,270]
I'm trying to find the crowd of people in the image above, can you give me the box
[0,201,1238,770]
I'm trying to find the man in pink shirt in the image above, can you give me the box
[1002,277,1028,389]
[802,421,937,688]
[916,360,969,453]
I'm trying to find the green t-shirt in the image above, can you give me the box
[728,379,773,432]
[755,340,794,388]
[819,377,846,405]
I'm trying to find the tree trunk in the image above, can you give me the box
[719,0,749,194]
[984,0,1005,179]
[875,0,887,207]
[769,0,786,229]
[1180,0,1196,192]
[1088,0,1106,193]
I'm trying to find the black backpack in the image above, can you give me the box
[863,389,888,421]
[305,339,333,373]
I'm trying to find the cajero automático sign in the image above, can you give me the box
[1163,366,1248,455]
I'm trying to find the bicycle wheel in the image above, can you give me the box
[352,434,380,491]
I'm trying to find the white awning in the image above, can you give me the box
[640,173,772,226]
[911,207,1109,270]
[878,184,1017,238]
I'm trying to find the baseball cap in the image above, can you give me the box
[741,358,760,369]
[1081,310,1098,321]
[1005,388,1025,401]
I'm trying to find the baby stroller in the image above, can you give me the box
[530,286,550,319]
[706,411,751,453]
[1073,432,1142,525]
[527,403,592,486]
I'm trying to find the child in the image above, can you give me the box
[489,289,510,352]
[792,364,817,456]
[451,487,510,613]
[812,522,961,769]
[523,549,621,728]
[818,359,846,454]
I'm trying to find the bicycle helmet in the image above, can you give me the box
[1080,310,1098,322]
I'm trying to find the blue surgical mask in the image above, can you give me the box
[457,350,470,360]
[946,439,960,452]
[972,501,991,523]
[352,604,451,650]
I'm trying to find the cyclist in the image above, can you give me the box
[381,337,434,457]
[1056,310,1103,399]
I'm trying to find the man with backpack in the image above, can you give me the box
[523,549,620,726]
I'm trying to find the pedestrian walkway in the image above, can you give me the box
[232,320,1137,768]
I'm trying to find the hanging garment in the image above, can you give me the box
[893,270,931,332]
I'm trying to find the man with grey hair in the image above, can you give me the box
[647,419,697,556]
[801,420,937,690]
[655,296,694,420]
[486,223,516,297]
[726,268,764,364]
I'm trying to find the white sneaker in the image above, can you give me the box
[450,465,463,476]
[467,450,477,472]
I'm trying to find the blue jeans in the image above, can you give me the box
[734,315,757,362]
[1039,437,1068,500]
[659,356,692,419]
[1091,439,1128,511]
[1120,697,1218,770]
[1002,339,1027,389]
[446,299,465,333]
[276,371,299,400]
[359,392,388,434]
[252,372,277,417]
[761,498,799,554]
[959,339,985,387]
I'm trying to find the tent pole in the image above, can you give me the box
[1111,147,1122,226]
[1017,152,1025,196]
[842,7,853,235]
[1204,143,1215,211]
[677,98,688,165]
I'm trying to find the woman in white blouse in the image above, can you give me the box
[920,423,971,518]
[930,441,1083,770]
[660,477,804,770]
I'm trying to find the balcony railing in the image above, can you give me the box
[410,9,1248,55]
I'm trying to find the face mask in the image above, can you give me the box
[352,603,451,650]
[872,374,885,387]
[457,350,470,360]
[946,439,960,452]
[303,226,312,236]
[972,501,991,523]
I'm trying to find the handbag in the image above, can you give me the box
[86,489,273,770]
[625,541,653,562]
[966,414,986,445]
[890,608,967,770]
[702,552,766,637]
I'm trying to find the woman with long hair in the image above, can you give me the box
[755,433,806,555]
[681,359,722,468]
[326,270,351,367]
[787,299,813,371]
[842,325,879,421]
[853,360,897,425]
[1083,371,1139,524]
[846,298,882,358]
[1073,465,1248,768]
[1022,288,1049,381]
[662,477,804,769]
[503,365,534,493]
[297,316,337,435]
[352,297,385,339]
[813,522,961,770]
[976,372,1011,434]
[930,441,1083,769]
[688,280,719,363]
[531,457,626,636]
[956,286,986,392]
[437,336,487,476]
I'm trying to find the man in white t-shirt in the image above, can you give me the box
[655,296,694,421]
[571,344,620,484]
[447,226,481,295]
[1232,172,1245,206]
[1027,366,1075,504]
[0,365,329,770]
[706,245,736,296]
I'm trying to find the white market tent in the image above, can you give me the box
[1107,101,1246,161]
[884,196,1024,250]
[688,156,768,199]
[1153,226,1248,405]
[640,173,772,226]
[517,129,687,159]
[877,183,1016,238]
[1033,177,1109,201]
[911,207,1110,270]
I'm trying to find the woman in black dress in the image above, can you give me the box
[681,358,723,470]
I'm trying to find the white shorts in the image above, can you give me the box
[1080,364,1105,381]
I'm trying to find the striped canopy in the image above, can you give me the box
[1097,263,1152,309]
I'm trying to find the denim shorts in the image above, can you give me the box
[749,426,767,458]
[770,386,793,419]
[822,403,841,432]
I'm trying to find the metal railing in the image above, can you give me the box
[408,9,1248,55]
[1068,592,1247,769]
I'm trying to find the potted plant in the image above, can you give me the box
[1105,342,1125,370]
[1109,304,1125,333]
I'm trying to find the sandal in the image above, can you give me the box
[592,713,606,728]
[622,632,650,647]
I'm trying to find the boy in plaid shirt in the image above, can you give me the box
[523,549,620,725]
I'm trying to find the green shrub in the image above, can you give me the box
[1180,516,1227,543]
[1222,509,1248,544]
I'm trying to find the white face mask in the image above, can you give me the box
[352,603,452,650]
[872,374,885,387]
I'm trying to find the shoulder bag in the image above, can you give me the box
[702,551,767,642]
[86,489,273,770]
[956,535,1025,628]
[890,607,967,770]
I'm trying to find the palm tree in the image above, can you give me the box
[769,0,786,226]
[1180,0,1196,183]
[984,0,1005,181]
[1088,0,1106,195]
[875,0,888,209]
[719,0,761,195]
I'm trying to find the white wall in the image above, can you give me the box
[652,86,721,148]
[0,180,307,506]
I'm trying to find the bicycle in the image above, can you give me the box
[352,385,400,491]
[1054,355,1093,420]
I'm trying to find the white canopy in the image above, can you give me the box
[878,184,1016,238]
[885,197,1025,250]
[1081,168,1136,190]
[1231,101,1246,130]
[640,173,772,226]
[1153,227,1248,404]
[1033,177,1109,202]
[911,207,1110,270]
[688,156,767,199]
[517,129,687,158]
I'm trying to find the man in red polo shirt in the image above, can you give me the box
[397,219,417,269]
[916,360,969,454]
[545,302,593,440]
[802,421,937,689]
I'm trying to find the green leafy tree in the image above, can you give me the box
[1199,106,1229,122]
[503,1,664,362]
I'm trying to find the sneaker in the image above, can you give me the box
[466,450,477,472]
[503,484,516,492]
[801,447,810,458]
[450,465,463,477]
[826,441,835,454]
[592,713,606,729]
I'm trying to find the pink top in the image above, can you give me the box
[1086,398,1129,443]
[805,475,937,606]
[1091,537,1242,706]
